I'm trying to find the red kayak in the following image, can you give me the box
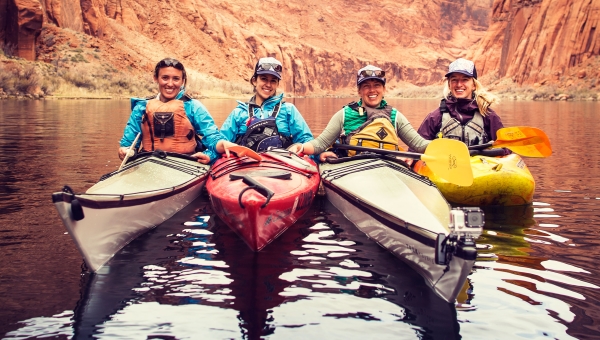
[206,149,320,251]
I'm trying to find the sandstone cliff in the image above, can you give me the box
[2,0,491,95]
[468,0,599,86]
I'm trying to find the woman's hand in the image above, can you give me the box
[191,152,211,164]
[216,140,238,158]
[319,151,337,162]
[118,147,134,160]
[287,143,304,154]
[289,142,315,155]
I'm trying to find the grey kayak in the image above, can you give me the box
[319,154,483,303]
[52,151,209,272]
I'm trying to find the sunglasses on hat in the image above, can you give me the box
[359,69,385,78]
[257,63,282,73]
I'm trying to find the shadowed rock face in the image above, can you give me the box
[4,0,44,61]
[468,0,600,85]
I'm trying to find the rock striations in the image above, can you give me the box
[1,0,492,95]
[469,0,599,85]
[1,0,597,94]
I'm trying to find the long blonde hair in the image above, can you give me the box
[442,78,499,116]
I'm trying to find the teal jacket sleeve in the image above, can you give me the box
[220,107,247,142]
[119,99,146,148]
[278,103,313,144]
[185,99,226,163]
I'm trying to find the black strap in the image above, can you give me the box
[439,99,449,114]
[272,102,281,117]
[248,101,282,119]
[348,101,360,111]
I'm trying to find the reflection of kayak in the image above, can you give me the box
[206,149,320,251]
[69,197,461,338]
[413,153,535,206]
[477,204,536,258]
[320,154,483,303]
[51,151,209,272]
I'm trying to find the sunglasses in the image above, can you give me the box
[358,69,385,78]
[257,63,282,73]
[158,59,184,70]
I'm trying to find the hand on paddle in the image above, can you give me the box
[217,141,262,161]
[118,146,135,160]
[216,140,239,159]
[118,132,141,170]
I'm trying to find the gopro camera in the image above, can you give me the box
[449,207,484,238]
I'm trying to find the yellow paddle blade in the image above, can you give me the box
[495,126,552,158]
[229,145,262,161]
[421,139,473,186]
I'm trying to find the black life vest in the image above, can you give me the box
[235,102,292,152]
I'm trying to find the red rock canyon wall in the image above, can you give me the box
[468,0,599,84]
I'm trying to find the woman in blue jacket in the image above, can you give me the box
[118,58,235,164]
[220,57,313,152]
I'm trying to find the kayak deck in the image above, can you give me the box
[414,153,535,206]
[207,150,320,251]
[52,152,209,271]
[320,154,482,303]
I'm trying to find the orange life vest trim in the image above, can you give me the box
[141,98,197,154]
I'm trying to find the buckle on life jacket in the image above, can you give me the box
[154,112,175,139]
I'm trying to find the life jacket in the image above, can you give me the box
[141,95,197,154]
[439,99,488,146]
[342,101,400,156]
[235,102,292,152]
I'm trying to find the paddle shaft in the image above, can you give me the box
[118,132,141,170]
[332,143,425,160]
[469,135,543,150]
[332,139,474,186]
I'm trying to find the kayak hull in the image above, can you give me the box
[52,152,209,272]
[206,150,320,251]
[414,153,535,206]
[320,155,477,303]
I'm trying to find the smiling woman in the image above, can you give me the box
[117,58,237,164]
[289,64,430,162]
[415,58,507,154]
[219,56,313,152]
[154,58,186,101]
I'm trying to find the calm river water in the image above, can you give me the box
[1,98,599,339]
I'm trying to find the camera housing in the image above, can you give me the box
[435,207,485,265]
[449,207,484,238]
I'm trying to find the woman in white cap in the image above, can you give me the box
[416,58,507,155]
[220,57,313,152]
[289,64,430,161]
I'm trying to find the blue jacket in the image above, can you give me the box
[220,93,313,145]
[119,90,226,163]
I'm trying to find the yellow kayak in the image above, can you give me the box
[413,153,535,206]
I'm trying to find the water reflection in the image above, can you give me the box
[5,196,461,339]
[4,100,600,339]
[459,204,600,339]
